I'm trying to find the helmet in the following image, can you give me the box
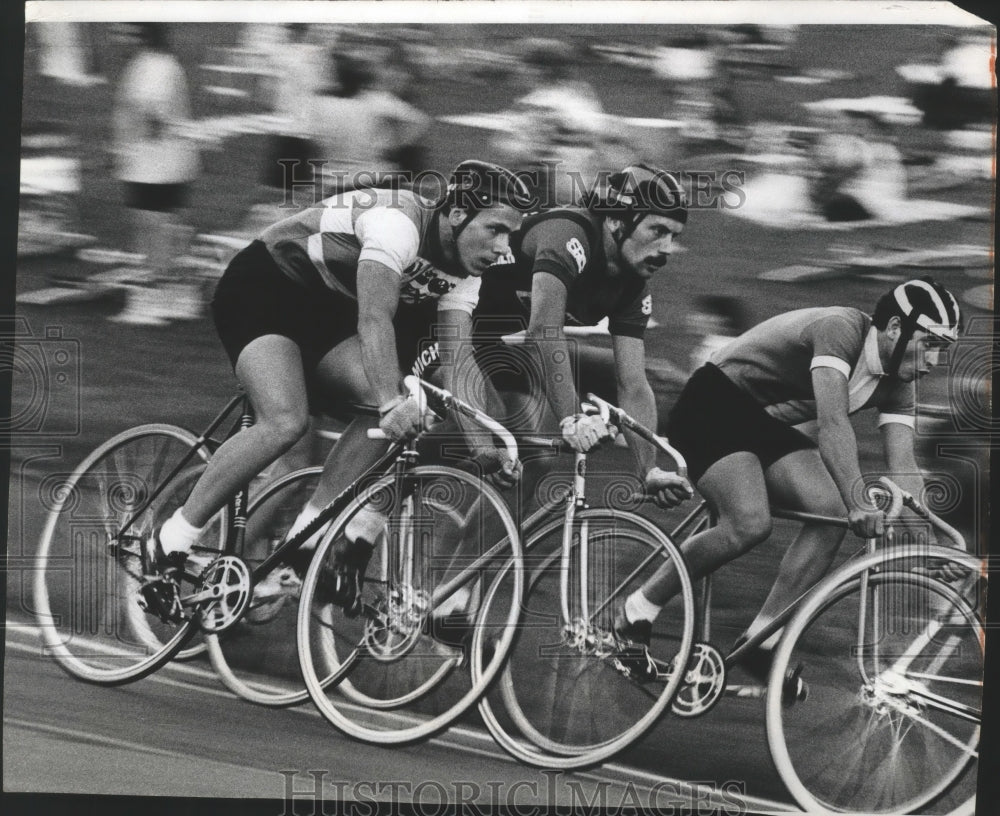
[583,163,688,245]
[445,159,534,238]
[446,160,533,211]
[874,277,961,376]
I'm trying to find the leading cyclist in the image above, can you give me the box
[153,161,533,608]
[613,278,962,683]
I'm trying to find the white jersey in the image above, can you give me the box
[259,187,480,315]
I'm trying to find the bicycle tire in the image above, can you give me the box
[33,424,226,685]
[297,464,524,744]
[206,467,322,706]
[767,546,984,815]
[476,508,696,769]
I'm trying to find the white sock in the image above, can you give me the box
[159,508,206,555]
[344,505,387,546]
[288,501,325,551]
[625,590,663,625]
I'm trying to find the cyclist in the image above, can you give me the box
[403,163,696,647]
[613,277,962,684]
[152,160,532,611]
[471,163,697,508]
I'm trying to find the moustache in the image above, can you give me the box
[644,255,668,269]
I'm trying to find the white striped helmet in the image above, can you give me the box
[875,277,961,377]
[879,277,961,343]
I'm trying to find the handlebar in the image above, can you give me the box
[869,476,967,551]
[585,392,688,478]
[366,376,519,465]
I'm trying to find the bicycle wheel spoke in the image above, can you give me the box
[35,426,221,684]
[298,466,523,744]
[768,560,982,814]
[478,510,695,768]
[207,468,321,706]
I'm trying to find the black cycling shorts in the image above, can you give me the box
[123,181,189,213]
[211,240,433,379]
[666,363,816,484]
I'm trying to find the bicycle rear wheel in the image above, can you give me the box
[767,546,984,814]
[297,465,523,744]
[33,424,226,685]
[206,467,321,706]
[476,509,696,769]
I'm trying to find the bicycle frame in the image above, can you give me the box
[686,495,980,721]
[111,393,247,575]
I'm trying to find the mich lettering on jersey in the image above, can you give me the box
[400,258,459,305]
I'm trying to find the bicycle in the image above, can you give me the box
[279,378,531,744]
[473,396,984,816]
[33,377,525,742]
[470,393,698,769]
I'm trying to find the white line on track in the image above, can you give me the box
[6,621,795,812]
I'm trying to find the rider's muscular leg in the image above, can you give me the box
[744,449,847,646]
[304,336,399,510]
[181,335,311,528]
[632,452,773,611]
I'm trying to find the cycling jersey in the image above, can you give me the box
[712,307,915,427]
[476,208,652,339]
[259,187,480,315]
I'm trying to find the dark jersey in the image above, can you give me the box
[475,208,653,340]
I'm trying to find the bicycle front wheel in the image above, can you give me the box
[207,467,322,706]
[767,546,984,814]
[297,465,523,744]
[33,424,226,685]
[477,509,696,769]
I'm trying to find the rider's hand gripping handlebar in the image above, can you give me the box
[367,376,520,467]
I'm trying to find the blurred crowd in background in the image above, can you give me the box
[16,20,994,330]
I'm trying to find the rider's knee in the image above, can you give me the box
[718,510,772,555]
[260,410,310,451]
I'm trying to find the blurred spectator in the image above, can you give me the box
[912,32,994,130]
[37,22,104,87]
[261,23,326,193]
[491,38,604,206]
[808,108,906,222]
[688,295,751,371]
[309,42,430,192]
[111,23,201,324]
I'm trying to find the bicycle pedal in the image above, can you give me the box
[137,577,186,624]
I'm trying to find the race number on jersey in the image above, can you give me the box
[565,237,587,274]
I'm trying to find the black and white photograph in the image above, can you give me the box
[2,2,995,814]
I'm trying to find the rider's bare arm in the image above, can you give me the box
[353,206,425,406]
[356,260,404,406]
[525,271,578,423]
[812,367,883,538]
[880,421,932,524]
[611,334,658,475]
[437,308,499,455]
